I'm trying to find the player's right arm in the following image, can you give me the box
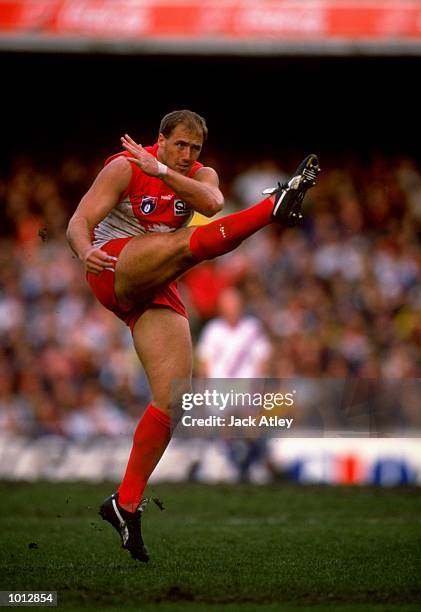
[66,157,131,274]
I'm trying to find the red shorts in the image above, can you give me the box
[86,237,188,333]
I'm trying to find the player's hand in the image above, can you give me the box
[121,134,161,177]
[82,246,118,275]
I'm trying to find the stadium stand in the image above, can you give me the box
[0,151,419,440]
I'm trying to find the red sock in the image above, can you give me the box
[118,403,171,512]
[189,196,274,261]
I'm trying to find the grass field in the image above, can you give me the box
[0,481,420,611]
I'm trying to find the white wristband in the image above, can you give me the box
[157,161,168,178]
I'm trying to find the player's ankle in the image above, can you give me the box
[119,500,138,513]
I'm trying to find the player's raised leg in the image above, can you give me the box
[114,227,197,308]
[114,153,320,310]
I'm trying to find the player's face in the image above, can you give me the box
[158,124,203,175]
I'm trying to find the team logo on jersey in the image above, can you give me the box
[174,199,191,216]
[140,196,157,215]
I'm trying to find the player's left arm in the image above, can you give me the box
[181,166,224,217]
[121,135,224,217]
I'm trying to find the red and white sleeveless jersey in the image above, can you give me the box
[92,143,203,247]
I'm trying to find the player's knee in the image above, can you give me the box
[151,393,178,416]
[152,395,172,416]
[152,380,191,417]
[174,227,196,259]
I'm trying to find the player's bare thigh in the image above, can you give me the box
[132,307,193,415]
[114,226,197,308]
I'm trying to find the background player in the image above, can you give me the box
[66,109,320,561]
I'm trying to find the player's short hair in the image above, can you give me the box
[159,110,208,142]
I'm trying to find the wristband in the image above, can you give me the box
[157,161,168,178]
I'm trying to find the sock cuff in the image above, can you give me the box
[188,229,202,261]
[146,403,171,428]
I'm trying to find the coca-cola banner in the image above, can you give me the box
[0,1,420,40]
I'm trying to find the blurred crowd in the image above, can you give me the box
[0,150,419,438]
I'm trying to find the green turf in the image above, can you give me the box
[0,482,420,610]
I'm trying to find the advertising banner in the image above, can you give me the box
[1,1,421,40]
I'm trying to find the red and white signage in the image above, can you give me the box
[0,1,421,40]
